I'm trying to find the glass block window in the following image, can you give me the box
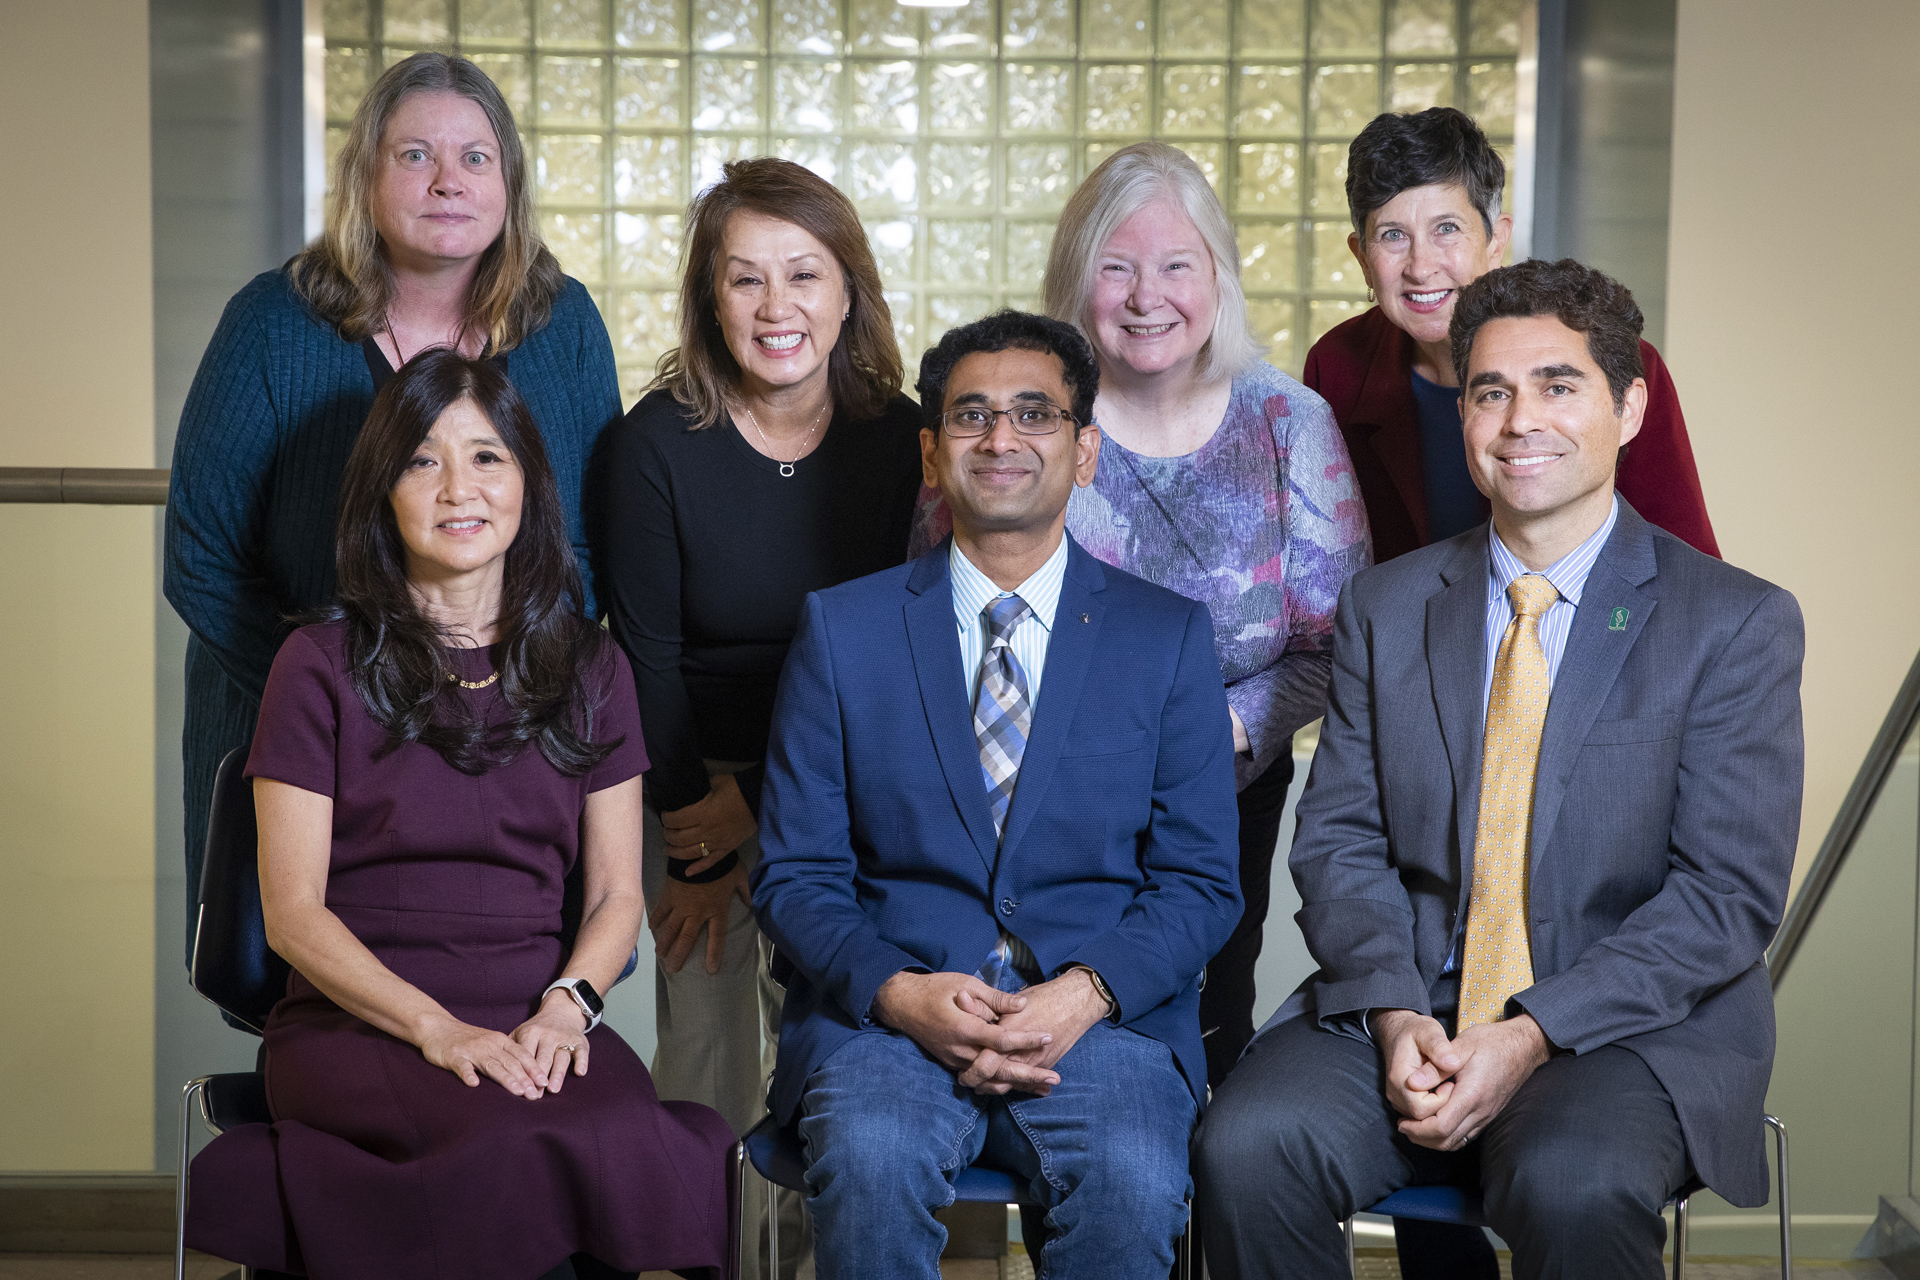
[323,0,1525,399]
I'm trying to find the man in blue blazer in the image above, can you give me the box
[752,311,1241,1280]
[1194,260,1804,1280]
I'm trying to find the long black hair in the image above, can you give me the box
[332,348,618,775]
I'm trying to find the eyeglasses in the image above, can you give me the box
[937,404,1077,437]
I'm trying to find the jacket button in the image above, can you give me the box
[999,898,1016,916]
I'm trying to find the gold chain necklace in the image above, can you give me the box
[448,669,500,690]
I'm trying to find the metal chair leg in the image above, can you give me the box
[176,1077,211,1280]
[766,1163,780,1280]
[728,1139,748,1280]
[1343,1215,1356,1277]
[1765,1114,1791,1280]
[1671,1196,1688,1280]
[1176,1196,1193,1280]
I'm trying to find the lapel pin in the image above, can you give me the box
[1608,607,1630,631]
[1080,612,1090,624]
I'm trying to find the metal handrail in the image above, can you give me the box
[1768,646,1920,986]
[0,466,169,505]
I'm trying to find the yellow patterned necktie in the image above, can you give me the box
[1457,573,1561,1031]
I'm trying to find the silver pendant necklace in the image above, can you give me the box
[739,398,829,477]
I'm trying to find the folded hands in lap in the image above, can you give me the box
[1368,1009,1551,1151]
[417,992,592,1100]
[873,969,1109,1098]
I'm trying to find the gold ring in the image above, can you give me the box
[699,841,709,855]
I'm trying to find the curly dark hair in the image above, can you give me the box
[1448,258,1646,409]
[915,310,1099,432]
[1346,106,1506,237]
[329,348,620,776]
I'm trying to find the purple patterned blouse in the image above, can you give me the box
[910,361,1372,790]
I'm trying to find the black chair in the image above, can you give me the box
[731,1113,1195,1279]
[1342,1114,1792,1280]
[174,746,285,1280]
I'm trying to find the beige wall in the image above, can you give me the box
[0,1,157,1168]
[1667,0,1920,890]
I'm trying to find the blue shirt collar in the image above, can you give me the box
[950,533,1068,634]
[1487,495,1619,608]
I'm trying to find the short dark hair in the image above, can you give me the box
[1346,107,1505,237]
[915,310,1099,432]
[1448,258,1646,409]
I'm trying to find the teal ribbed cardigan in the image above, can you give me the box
[162,269,622,959]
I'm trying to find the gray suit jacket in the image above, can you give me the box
[1261,501,1803,1207]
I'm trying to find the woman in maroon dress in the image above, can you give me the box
[185,350,732,1279]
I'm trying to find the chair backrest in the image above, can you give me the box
[189,747,291,1033]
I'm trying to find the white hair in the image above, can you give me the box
[1043,141,1265,383]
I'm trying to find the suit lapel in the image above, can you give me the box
[1527,507,1658,864]
[995,544,1106,869]
[904,545,999,871]
[1426,532,1492,903]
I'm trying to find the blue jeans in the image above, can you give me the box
[798,1019,1197,1280]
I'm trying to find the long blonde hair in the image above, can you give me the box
[1044,141,1265,382]
[289,52,564,353]
[654,158,902,429]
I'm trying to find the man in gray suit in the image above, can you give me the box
[1193,258,1803,1280]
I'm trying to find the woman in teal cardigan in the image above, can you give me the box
[163,52,621,958]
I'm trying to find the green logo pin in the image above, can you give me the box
[1608,607,1630,631]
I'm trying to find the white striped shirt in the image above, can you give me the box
[951,534,1069,987]
[951,534,1068,709]
[1482,497,1619,714]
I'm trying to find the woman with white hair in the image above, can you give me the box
[912,141,1372,1086]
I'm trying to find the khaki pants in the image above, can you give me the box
[643,762,812,1280]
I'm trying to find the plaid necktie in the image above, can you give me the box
[973,595,1034,840]
[1457,573,1560,1030]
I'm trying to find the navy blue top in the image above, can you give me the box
[1408,369,1486,544]
[163,268,622,957]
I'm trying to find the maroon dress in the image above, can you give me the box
[185,621,733,1278]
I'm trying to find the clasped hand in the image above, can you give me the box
[1369,1009,1551,1151]
[872,969,1109,1098]
[417,991,592,1100]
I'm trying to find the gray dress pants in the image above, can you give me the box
[643,761,812,1280]
[1193,1013,1691,1280]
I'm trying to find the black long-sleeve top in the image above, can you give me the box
[598,388,925,816]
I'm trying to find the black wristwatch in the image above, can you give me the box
[543,977,604,1032]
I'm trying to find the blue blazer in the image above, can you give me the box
[1263,502,1803,1207]
[752,536,1243,1125]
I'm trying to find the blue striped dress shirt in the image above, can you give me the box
[950,534,1069,987]
[1482,496,1619,713]
[951,534,1068,708]
[1360,499,1626,1023]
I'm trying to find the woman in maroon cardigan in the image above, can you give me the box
[1304,107,1717,564]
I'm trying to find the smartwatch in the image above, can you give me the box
[543,977,604,1032]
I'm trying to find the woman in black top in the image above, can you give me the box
[596,157,919,1278]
